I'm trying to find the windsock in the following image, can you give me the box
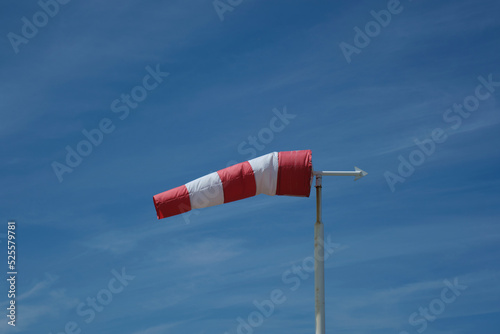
[153,150,313,219]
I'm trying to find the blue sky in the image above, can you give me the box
[1,0,499,333]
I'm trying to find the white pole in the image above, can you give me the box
[312,167,367,333]
[315,175,325,334]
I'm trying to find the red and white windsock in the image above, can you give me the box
[153,150,313,219]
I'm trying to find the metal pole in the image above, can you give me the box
[314,175,325,334]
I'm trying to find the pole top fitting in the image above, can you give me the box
[315,174,322,187]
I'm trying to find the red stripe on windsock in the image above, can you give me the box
[153,185,191,219]
[217,161,257,203]
[276,150,313,197]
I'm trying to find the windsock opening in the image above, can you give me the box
[276,150,313,197]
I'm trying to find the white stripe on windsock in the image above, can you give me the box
[185,172,224,209]
[248,152,278,196]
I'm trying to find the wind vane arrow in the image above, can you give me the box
[314,166,368,180]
